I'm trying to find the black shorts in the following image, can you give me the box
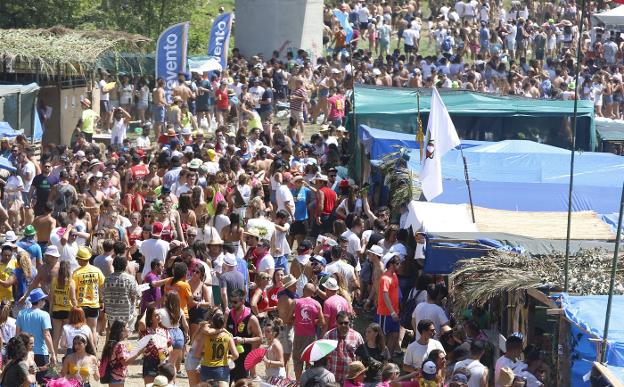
[100,100,111,113]
[189,306,207,325]
[82,306,99,319]
[143,357,160,377]
[404,44,414,54]
[360,22,369,30]
[290,220,308,236]
[51,310,69,320]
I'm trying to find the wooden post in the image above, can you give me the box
[557,314,571,387]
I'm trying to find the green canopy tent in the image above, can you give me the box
[348,86,596,181]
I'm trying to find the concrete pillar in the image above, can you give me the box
[234,0,324,61]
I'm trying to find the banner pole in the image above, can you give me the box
[460,146,476,223]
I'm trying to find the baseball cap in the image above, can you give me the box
[421,360,437,380]
[151,222,164,237]
[311,255,327,266]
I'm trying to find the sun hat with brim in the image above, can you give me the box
[207,235,224,245]
[244,228,261,238]
[313,173,328,182]
[76,247,92,261]
[23,225,36,237]
[189,159,203,170]
[146,375,169,387]
[80,98,91,108]
[347,361,368,380]
[497,367,515,386]
[223,253,237,267]
[166,128,177,137]
[4,230,17,243]
[282,274,298,289]
[293,175,304,183]
[89,159,101,168]
[367,245,384,257]
[324,277,339,291]
[44,245,61,258]
[28,288,48,304]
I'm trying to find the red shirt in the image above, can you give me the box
[320,186,337,215]
[328,95,346,119]
[267,286,282,308]
[377,270,399,316]
[215,88,229,110]
[130,164,149,180]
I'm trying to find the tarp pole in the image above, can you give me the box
[460,146,476,223]
[16,91,21,133]
[564,0,587,292]
[600,180,624,363]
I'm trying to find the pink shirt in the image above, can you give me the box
[294,297,322,336]
[323,294,351,331]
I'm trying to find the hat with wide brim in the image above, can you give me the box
[244,228,261,238]
[80,98,91,108]
[346,361,368,379]
[146,375,169,387]
[282,274,298,289]
[76,247,92,261]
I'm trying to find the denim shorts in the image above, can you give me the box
[152,105,166,123]
[169,327,185,349]
[275,255,289,274]
[200,365,230,382]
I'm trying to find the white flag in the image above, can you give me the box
[420,87,461,201]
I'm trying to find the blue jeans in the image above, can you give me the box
[169,327,185,349]
[275,255,289,274]
[200,365,230,382]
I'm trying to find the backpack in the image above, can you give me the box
[441,36,452,52]
[99,356,113,384]
[400,288,423,329]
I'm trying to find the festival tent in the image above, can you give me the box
[593,5,624,28]
[0,83,41,142]
[559,294,624,387]
[352,86,596,151]
[423,232,615,274]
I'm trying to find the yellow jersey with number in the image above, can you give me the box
[51,277,74,312]
[72,264,104,308]
[0,259,16,301]
[201,332,232,367]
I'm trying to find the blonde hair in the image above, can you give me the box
[332,272,352,305]
[17,251,32,279]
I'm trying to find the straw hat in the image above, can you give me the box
[282,274,298,289]
[498,367,515,387]
[347,361,367,379]
[76,247,92,261]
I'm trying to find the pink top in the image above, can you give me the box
[344,380,364,387]
[294,297,322,336]
[323,294,350,331]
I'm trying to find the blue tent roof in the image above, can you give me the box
[360,125,624,213]
[559,294,624,386]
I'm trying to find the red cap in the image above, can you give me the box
[151,222,163,237]
[136,148,145,157]
[339,180,350,188]
[283,172,293,182]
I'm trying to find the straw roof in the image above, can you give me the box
[0,26,150,76]
[474,208,615,240]
[450,249,624,309]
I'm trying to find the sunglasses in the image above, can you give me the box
[144,214,152,218]
[338,321,350,326]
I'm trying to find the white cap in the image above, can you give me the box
[223,253,237,267]
[44,245,61,258]
[296,254,310,266]
[4,230,17,243]
[324,277,339,291]
[367,245,384,257]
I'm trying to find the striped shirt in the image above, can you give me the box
[103,271,139,323]
[289,87,307,112]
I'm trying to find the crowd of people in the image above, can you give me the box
[3,0,600,386]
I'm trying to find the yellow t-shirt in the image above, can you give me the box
[80,109,98,134]
[0,259,16,301]
[201,332,232,367]
[72,264,105,308]
[51,277,74,312]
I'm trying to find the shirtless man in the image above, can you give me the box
[152,78,167,137]
[277,274,297,378]
[18,245,61,301]
[32,202,57,251]
[173,72,195,105]
[84,176,105,223]
[145,162,162,190]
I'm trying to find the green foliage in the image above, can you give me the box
[0,0,235,55]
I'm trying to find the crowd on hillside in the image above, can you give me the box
[3,0,607,386]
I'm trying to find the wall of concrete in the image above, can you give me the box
[234,0,324,61]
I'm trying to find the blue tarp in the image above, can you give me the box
[559,294,624,386]
[360,125,624,213]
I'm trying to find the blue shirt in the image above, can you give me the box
[16,307,52,355]
[17,238,42,265]
[291,186,312,221]
[162,166,182,189]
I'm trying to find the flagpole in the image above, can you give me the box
[600,180,624,363]
[564,0,586,292]
[460,146,476,223]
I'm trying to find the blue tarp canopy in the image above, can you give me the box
[360,125,624,214]
[424,232,614,274]
[559,294,624,386]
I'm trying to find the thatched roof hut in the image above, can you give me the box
[450,249,624,310]
[0,26,150,77]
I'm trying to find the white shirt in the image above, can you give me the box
[21,161,36,192]
[403,29,419,46]
[249,85,265,109]
[358,7,370,23]
[214,214,231,234]
[61,324,92,351]
[326,260,356,288]
[0,317,16,355]
[454,359,488,387]
[403,339,445,370]
[412,302,450,340]
[276,184,294,215]
[257,254,275,275]
[136,135,151,148]
[273,223,291,256]
[341,229,361,260]
[99,80,110,101]
[139,238,170,278]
